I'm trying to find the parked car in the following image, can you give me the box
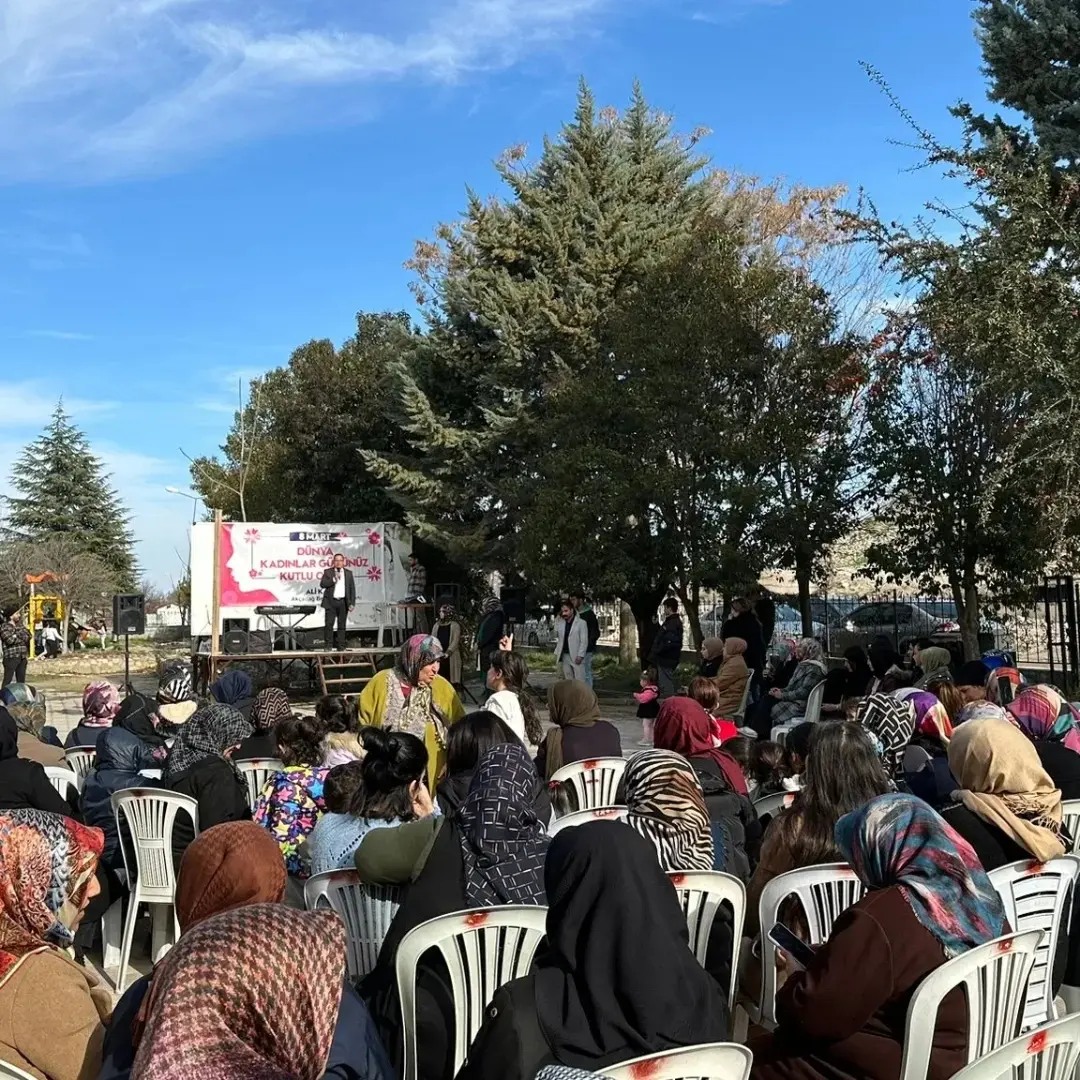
[829,599,1014,654]
[521,617,557,648]
[773,604,826,643]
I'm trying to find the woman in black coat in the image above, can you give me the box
[0,707,71,815]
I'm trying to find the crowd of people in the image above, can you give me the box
[0,612,1077,1080]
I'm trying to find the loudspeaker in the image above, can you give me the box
[112,594,145,636]
[499,587,527,624]
[222,630,249,655]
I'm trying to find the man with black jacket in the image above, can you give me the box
[649,596,684,699]
[570,592,601,688]
[319,553,356,651]
[721,597,766,678]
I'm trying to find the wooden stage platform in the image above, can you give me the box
[202,647,399,695]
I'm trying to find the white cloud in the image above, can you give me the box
[0,0,616,182]
[25,330,94,341]
[0,380,118,428]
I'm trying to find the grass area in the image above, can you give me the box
[521,649,698,695]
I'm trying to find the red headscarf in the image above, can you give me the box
[654,698,748,795]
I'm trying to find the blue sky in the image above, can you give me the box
[0,0,988,587]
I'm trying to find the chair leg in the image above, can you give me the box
[151,904,174,963]
[102,899,123,972]
[115,892,140,994]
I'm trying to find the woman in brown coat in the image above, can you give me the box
[712,637,750,717]
[750,793,1008,1080]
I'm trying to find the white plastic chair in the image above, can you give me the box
[732,672,755,722]
[304,869,401,983]
[395,906,548,1080]
[549,806,628,834]
[743,862,865,1031]
[110,788,199,993]
[948,1012,1080,1080]
[550,757,627,815]
[236,757,284,812]
[669,871,745,1011]
[1061,799,1080,854]
[605,1042,754,1080]
[64,746,97,783]
[898,929,1043,1080]
[988,857,1080,1030]
[751,791,792,821]
[770,680,826,744]
[43,766,81,800]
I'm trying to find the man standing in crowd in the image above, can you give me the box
[555,599,589,681]
[750,584,776,648]
[319,553,355,651]
[476,597,506,678]
[570,592,600,688]
[649,596,684,699]
[1,608,30,687]
[721,597,766,680]
[406,552,429,631]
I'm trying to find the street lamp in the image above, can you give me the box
[165,486,203,526]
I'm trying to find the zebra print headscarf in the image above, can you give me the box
[624,750,714,872]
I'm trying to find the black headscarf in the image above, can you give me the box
[0,708,19,761]
[533,821,729,1070]
[115,693,168,749]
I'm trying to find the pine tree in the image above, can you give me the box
[4,403,138,587]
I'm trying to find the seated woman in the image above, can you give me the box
[209,669,255,721]
[914,646,953,689]
[485,650,546,753]
[0,709,71,815]
[455,821,729,1080]
[99,819,288,1080]
[745,722,890,938]
[712,636,750,717]
[0,683,65,766]
[747,639,827,740]
[318,694,365,767]
[536,682,621,784]
[128,905,393,1080]
[309,730,434,877]
[987,666,1025,706]
[359,635,466,790]
[820,646,874,717]
[155,668,198,729]
[359,744,549,1080]
[235,687,291,761]
[1005,685,1080,797]
[698,637,725,679]
[65,681,120,749]
[653,697,757,876]
[688,677,739,745]
[750,792,1007,1080]
[0,810,111,1080]
[253,713,329,880]
[163,704,253,865]
[899,691,957,809]
[113,693,169,760]
[857,693,917,786]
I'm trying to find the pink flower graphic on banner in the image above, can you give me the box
[367,529,382,546]
[367,566,382,583]
[249,569,259,578]
[243,528,260,544]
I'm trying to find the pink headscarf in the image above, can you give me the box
[81,681,120,727]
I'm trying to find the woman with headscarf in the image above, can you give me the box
[435,604,463,686]
[113,693,168,757]
[712,637,751,718]
[455,821,729,1080]
[898,690,957,808]
[749,639,827,739]
[65,681,120,749]
[0,708,70,816]
[913,646,953,689]
[358,634,465,790]
[698,637,725,679]
[155,667,197,729]
[535,681,621,785]
[867,636,908,694]
[0,810,111,1080]
[750,792,1007,1080]
[820,646,874,717]
[857,693,917,784]
[98,820,290,1080]
[475,597,506,678]
[653,697,757,877]
[163,703,253,865]
[1006,685,1080,792]
[209,669,255,720]
[359,744,549,1080]
[126,904,393,1080]
[955,700,1011,725]
[0,683,64,766]
[235,686,291,761]
[987,666,1025,706]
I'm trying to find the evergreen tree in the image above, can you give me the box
[975,0,1080,164]
[4,403,138,587]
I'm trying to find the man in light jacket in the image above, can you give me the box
[554,599,589,681]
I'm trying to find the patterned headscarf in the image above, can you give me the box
[250,688,292,733]
[624,750,714,872]
[987,667,1025,705]
[835,793,1007,958]
[948,718,1066,863]
[211,670,254,707]
[458,743,549,907]
[795,638,825,664]
[0,683,45,737]
[858,694,917,779]
[395,634,445,687]
[905,690,954,744]
[1006,685,1080,754]
[0,811,104,989]
[157,669,194,705]
[131,905,345,1080]
[81,681,120,727]
[956,701,1010,726]
[165,704,252,779]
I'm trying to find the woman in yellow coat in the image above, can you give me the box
[358,634,465,789]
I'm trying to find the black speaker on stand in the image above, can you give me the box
[112,594,145,693]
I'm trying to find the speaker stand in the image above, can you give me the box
[123,633,131,695]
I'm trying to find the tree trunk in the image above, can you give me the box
[961,583,981,662]
[625,587,669,669]
[677,585,704,653]
[60,603,70,656]
[795,550,815,641]
[618,602,637,666]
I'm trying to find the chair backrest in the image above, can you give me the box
[549,806,628,835]
[604,1042,754,1080]
[732,673,754,721]
[988,857,1080,1030]
[111,789,199,901]
[948,1012,1080,1080]
[235,757,285,812]
[1060,799,1080,854]
[304,869,401,983]
[669,871,745,1011]
[755,863,865,1027]
[43,766,81,800]
[899,930,1043,1080]
[550,758,627,814]
[0,1060,40,1079]
[395,906,548,1080]
[750,791,792,821]
[64,746,97,782]
[802,679,826,724]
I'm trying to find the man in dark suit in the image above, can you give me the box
[319,553,355,651]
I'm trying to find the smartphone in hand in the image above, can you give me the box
[767,923,817,970]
